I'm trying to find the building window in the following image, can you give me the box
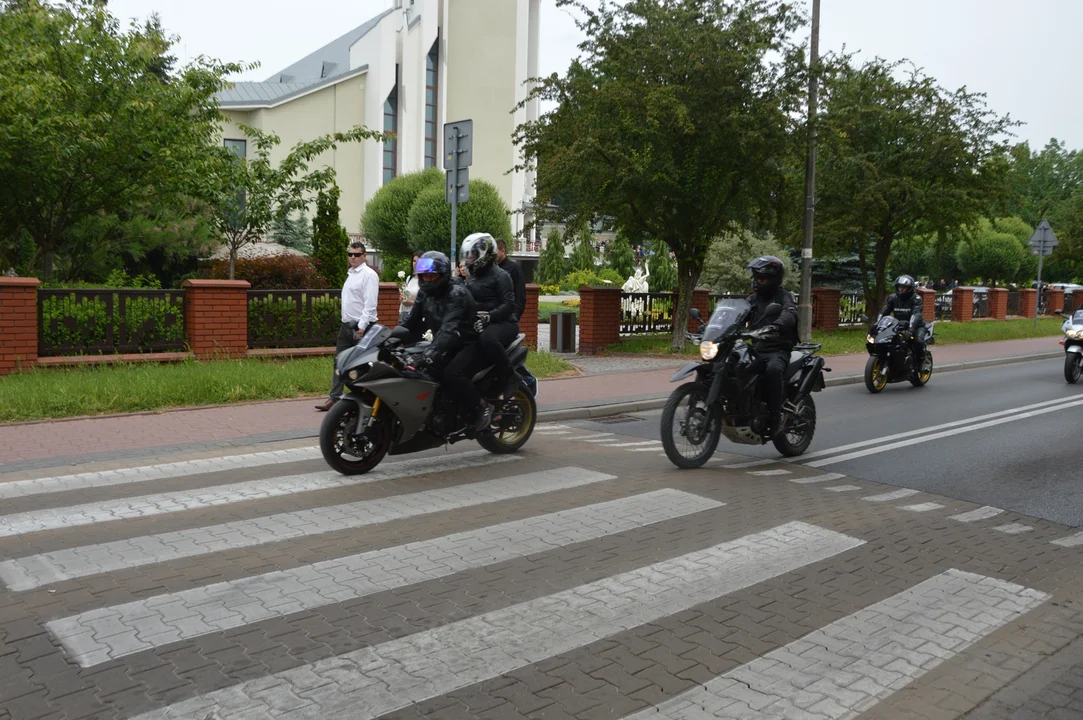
[383,88,398,184]
[223,139,246,158]
[424,42,438,168]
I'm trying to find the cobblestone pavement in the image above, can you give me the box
[1,422,1082,719]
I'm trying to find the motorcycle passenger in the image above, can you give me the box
[399,251,493,432]
[746,256,799,440]
[877,274,926,360]
[461,233,521,400]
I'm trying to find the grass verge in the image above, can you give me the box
[606,317,1065,357]
[538,301,581,322]
[0,350,576,423]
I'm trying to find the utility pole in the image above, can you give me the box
[797,0,820,343]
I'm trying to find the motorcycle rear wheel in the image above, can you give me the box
[1065,354,1082,384]
[910,350,933,387]
[477,386,537,453]
[661,383,721,469]
[864,356,888,393]
[319,400,391,475]
[772,394,816,457]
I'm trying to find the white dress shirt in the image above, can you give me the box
[341,262,379,326]
[401,275,420,310]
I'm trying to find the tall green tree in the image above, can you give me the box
[404,178,512,256]
[814,57,1015,311]
[270,209,312,253]
[361,168,444,258]
[703,228,797,294]
[311,184,349,288]
[954,218,1024,286]
[515,0,806,349]
[536,228,567,286]
[607,231,635,280]
[0,0,244,280]
[569,225,598,273]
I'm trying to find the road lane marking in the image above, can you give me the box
[949,506,1004,523]
[899,503,944,512]
[790,473,846,484]
[1052,532,1083,547]
[131,522,864,720]
[863,489,920,502]
[721,459,777,469]
[749,469,792,476]
[825,485,861,492]
[994,523,1033,535]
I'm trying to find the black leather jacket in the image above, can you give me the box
[401,282,478,362]
[878,292,924,330]
[746,287,799,354]
[497,257,527,320]
[466,263,518,324]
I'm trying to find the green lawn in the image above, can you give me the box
[538,301,580,322]
[607,317,1065,357]
[0,350,575,423]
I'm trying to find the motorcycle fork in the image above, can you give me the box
[351,396,381,438]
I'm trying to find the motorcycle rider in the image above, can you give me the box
[745,256,799,440]
[461,232,521,400]
[876,274,927,361]
[398,251,493,432]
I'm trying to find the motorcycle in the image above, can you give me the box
[863,315,934,393]
[1056,309,1083,383]
[319,324,538,475]
[660,300,828,468]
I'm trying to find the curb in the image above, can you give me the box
[538,351,1064,423]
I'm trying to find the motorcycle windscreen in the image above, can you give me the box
[356,323,390,350]
[702,298,752,343]
[1073,310,1083,325]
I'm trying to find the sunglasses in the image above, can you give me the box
[347,252,365,257]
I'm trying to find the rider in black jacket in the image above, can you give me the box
[877,274,927,359]
[745,256,799,440]
[461,233,521,400]
[400,251,492,432]
[495,238,527,321]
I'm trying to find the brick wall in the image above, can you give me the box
[523,284,540,349]
[951,287,974,322]
[1019,288,1037,319]
[987,287,1008,320]
[578,286,622,355]
[688,288,710,331]
[181,279,250,359]
[917,288,936,322]
[377,282,401,327]
[1046,287,1064,316]
[811,287,841,331]
[0,277,41,375]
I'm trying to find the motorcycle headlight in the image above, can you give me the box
[866,334,875,343]
[1068,329,1083,339]
[348,369,359,380]
[700,340,718,360]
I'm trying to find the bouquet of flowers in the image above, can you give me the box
[396,270,408,304]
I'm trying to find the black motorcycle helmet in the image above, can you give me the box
[895,274,915,299]
[461,232,496,276]
[415,251,452,296]
[748,256,785,296]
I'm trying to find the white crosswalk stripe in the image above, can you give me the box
[130,522,864,720]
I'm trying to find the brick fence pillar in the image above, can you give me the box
[182,279,251,359]
[987,287,1008,320]
[811,287,840,331]
[1019,288,1037,319]
[951,287,974,322]
[377,282,401,327]
[688,287,710,331]
[523,284,540,348]
[0,277,41,376]
[1046,287,1064,316]
[579,286,622,355]
[917,288,936,322]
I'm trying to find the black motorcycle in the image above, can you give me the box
[660,300,828,468]
[863,316,935,393]
[320,324,538,475]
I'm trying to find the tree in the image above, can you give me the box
[311,184,349,288]
[270,209,312,253]
[405,178,513,256]
[607,231,635,280]
[0,0,245,280]
[814,57,1015,311]
[361,168,444,258]
[569,224,598,273]
[515,0,806,349]
[702,228,798,294]
[536,228,567,286]
[955,219,1023,285]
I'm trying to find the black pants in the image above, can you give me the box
[329,321,360,400]
[478,321,518,375]
[439,343,485,412]
[752,351,788,419]
[911,321,927,356]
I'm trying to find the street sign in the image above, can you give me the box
[1028,219,1059,257]
[446,167,469,203]
[443,119,473,170]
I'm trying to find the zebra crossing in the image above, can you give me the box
[0,437,1066,719]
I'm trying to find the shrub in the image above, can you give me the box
[247,292,341,347]
[311,184,350,288]
[377,253,413,282]
[208,255,326,289]
[39,291,185,353]
[539,284,561,295]
[362,168,444,258]
[406,178,513,255]
[559,268,621,292]
[607,231,635,280]
[536,229,567,286]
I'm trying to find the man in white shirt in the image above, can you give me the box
[316,240,379,411]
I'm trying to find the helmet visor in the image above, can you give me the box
[414,257,443,275]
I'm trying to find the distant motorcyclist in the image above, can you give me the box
[399,251,492,432]
[745,256,799,440]
[461,232,521,400]
[877,274,926,359]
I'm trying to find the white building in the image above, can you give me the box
[215,0,541,242]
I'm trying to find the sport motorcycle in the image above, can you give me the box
[863,316,934,393]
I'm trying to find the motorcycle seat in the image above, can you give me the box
[786,350,807,381]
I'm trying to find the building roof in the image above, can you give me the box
[216,8,393,108]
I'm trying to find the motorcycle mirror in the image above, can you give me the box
[690,308,702,321]
[764,303,782,321]
[1055,309,1064,316]
[390,325,412,340]
[859,314,869,324]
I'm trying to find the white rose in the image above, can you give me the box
[398,270,406,279]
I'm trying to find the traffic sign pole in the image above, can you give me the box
[1027,220,1059,327]
[443,119,474,267]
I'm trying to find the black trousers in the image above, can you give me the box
[329,321,360,400]
[478,321,518,375]
[438,344,486,411]
[752,351,788,418]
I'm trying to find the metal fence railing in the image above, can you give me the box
[247,290,342,348]
[38,289,186,356]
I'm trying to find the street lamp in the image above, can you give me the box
[797,0,821,343]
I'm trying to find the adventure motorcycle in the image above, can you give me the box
[319,324,537,475]
[1057,309,1083,383]
[863,316,934,393]
[660,300,828,468]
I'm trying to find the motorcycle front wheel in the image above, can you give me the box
[319,399,391,475]
[864,356,888,393]
[1065,353,1082,384]
[660,383,721,469]
[478,385,537,453]
[773,394,816,457]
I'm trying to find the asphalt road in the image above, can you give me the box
[569,356,1083,527]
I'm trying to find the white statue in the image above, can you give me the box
[621,260,650,319]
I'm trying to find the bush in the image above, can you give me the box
[247,292,340,347]
[208,255,326,289]
[536,228,567,286]
[361,168,444,258]
[40,291,185,354]
[539,284,561,295]
[559,268,622,291]
[607,231,635,280]
[377,253,413,282]
[406,178,513,255]
[569,226,598,273]
[311,184,350,288]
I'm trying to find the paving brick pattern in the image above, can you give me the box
[0,424,1081,720]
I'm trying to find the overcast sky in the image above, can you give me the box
[105,0,1083,151]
